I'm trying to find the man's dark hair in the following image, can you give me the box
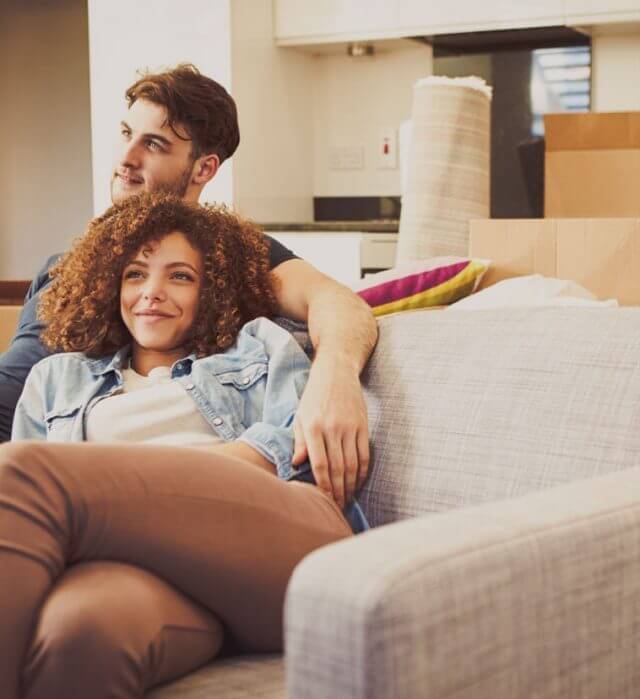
[125,63,240,163]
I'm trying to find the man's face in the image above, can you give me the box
[111,99,197,204]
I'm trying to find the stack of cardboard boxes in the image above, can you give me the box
[544,112,640,219]
[471,111,640,304]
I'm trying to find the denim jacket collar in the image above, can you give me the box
[84,346,198,378]
[84,346,131,376]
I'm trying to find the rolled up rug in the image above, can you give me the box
[397,76,492,262]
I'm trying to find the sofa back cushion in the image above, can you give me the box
[360,307,640,527]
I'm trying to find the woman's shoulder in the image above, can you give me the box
[239,316,308,349]
[194,317,307,371]
[30,351,113,380]
[33,351,88,370]
[240,316,280,335]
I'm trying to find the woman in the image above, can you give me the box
[1,193,369,699]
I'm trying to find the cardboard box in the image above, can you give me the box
[469,218,640,306]
[544,112,640,218]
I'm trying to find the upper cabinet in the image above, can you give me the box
[565,0,640,24]
[396,1,565,35]
[274,0,402,44]
[274,0,640,46]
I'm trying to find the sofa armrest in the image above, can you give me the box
[285,467,640,699]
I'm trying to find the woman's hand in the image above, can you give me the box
[292,359,370,509]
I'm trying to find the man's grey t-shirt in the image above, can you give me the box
[0,235,298,442]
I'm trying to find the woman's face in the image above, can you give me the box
[120,231,203,355]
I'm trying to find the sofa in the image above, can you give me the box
[3,304,640,697]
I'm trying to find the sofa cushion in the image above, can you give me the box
[359,307,640,527]
[147,653,284,698]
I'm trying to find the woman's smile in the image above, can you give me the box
[135,309,175,320]
[120,231,203,373]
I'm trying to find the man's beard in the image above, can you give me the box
[111,161,194,203]
[156,164,193,198]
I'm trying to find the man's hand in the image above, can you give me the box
[292,357,369,509]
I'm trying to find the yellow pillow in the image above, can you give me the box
[351,257,490,317]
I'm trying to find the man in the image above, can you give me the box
[0,64,377,509]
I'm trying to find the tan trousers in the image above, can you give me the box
[0,441,353,698]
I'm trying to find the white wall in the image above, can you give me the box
[87,0,233,216]
[0,0,93,279]
[2,1,639,281]
[592,31,640,110]
[313,43,433,197]
[230,5,432,219]
[230,0,315,222]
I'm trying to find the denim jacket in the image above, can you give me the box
[12,317,370,534]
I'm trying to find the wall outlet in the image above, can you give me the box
[329,146,364,170]
[377,127,397,169]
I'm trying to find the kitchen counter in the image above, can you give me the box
[260,220,399,233]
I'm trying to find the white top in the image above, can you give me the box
[85,364,224,446]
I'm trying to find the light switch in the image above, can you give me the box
[329,146,364,170]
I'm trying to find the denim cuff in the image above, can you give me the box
[237,422,295,479]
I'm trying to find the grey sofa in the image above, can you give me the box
[151,306,640,698]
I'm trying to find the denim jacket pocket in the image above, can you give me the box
[211,361,269,434]
[215,362,268,391]
[44,405,82,441]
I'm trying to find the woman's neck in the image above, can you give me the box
[130,345,186,376]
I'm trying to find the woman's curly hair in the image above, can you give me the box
[39,192,278,358]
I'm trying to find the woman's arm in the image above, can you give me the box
[11,365,48,440]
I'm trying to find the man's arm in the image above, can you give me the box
[0,255,58,442]
[271,259,378,509]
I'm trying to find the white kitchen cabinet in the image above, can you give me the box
[275,0,567,46]
[565,0,640,25]
[397,0,565,34]
[270,232,364,285]
[360,234,398,273]
[269,231,398,285]
[274,0,401,45]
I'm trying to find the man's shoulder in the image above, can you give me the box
[45,253,62,268]
[28,253,62,298]
[37,253,62,277]
[41,253,62,279]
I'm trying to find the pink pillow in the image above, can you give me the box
[351,257,490,317]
